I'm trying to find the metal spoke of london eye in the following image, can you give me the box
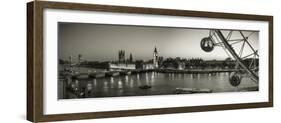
[200,29,259,85]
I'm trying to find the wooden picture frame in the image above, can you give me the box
[27,1,273,122]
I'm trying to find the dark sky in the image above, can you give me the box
[58,22,259,62]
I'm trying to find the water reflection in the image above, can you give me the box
[118,79,122,89]
[63,71,257,98]
[93,79,97,87]
[190,74,194,79]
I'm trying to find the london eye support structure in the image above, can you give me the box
[201,29,259,86]
[214,30,259,82]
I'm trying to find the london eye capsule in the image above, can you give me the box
[200,37,215,52]
[229,72,242,87]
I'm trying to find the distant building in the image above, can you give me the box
[68,55,73,65]
[111,46,161,70]
[109,50,136,70]
[129,53,133,63]
[108,63,136,70]
[78,54,83,64]
[177,62,186,70]
[118,50,126,63]
[142,64,154,69]
[140,46,160,70]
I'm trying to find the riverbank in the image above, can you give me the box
[66,68,240,79]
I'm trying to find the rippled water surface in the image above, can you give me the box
[58,67,257,99]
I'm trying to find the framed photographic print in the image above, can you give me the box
[27,1,273,122]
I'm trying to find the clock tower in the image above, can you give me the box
[153,46,159,68]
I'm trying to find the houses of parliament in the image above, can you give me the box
[109,46,160,70]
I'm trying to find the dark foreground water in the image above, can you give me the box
[58,68,258,99]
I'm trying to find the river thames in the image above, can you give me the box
[58,67,258,99]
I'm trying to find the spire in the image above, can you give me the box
[154,46,158,53]
[129,53,133,63]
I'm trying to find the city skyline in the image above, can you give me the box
[58,22,259,99]
[58,22,259,62]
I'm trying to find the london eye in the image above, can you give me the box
[200,29,259,87]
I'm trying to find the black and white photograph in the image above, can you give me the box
[58,22,259,99]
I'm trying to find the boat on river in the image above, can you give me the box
[139,85,152,89]
[105,71,120,77]
[89,72,105,78]
[175,88,212,94]
[120,71,132,75]
[72,73,89,80]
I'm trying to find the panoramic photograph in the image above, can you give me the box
[57,22,259,99]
